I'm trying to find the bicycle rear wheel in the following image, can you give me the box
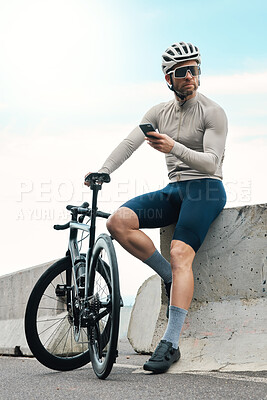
[88,233,121,379]
[24,256,90,371]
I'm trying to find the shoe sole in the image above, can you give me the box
[143,365,169,373]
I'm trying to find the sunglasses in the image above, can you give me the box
[171,65,201,79]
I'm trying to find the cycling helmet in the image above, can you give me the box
[162,42,201,75]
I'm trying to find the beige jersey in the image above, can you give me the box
[98,92,228,182]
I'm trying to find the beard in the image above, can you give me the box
[174,81,198,99]
[182,88,194,96]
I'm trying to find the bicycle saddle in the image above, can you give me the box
[85,172,111,184]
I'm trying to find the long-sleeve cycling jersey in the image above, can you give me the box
[98,92,228,182]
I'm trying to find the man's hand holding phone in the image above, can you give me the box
[139,123,175,154]
[139,123,159,139]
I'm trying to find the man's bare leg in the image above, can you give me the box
[107,207,172,285]
[106,207,156,261]
[170,239,195,310]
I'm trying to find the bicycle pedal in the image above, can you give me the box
[55,284,67,297]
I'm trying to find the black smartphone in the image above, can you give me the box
[139,123,158,139]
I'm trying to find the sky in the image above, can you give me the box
[1,0,267,304]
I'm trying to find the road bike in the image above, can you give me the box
[24,173,122,379]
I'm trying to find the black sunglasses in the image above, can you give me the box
[171,65,201,79]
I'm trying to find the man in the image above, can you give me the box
[85,42,227,373]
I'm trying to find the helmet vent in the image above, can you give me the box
[163,55,173,62]
[167,49,175,56]
[183,45,188,54]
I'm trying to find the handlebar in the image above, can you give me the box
[66,201,89,211]
[96,211,111,219]
[53,202,111,231]
[54,222,70,230]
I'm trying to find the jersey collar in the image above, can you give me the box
[175,92,199,111]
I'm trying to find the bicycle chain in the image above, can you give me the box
[90,293,101,344]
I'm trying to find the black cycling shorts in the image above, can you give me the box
[120,178,226,253]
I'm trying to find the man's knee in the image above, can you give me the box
[170,240,195,271]
[106,212,123,237]
[106,207,139,237]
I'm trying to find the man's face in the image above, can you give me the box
[166,60,199,99]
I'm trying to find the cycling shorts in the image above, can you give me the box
[120,179,226,253]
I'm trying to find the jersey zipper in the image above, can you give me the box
[177,109,183,142]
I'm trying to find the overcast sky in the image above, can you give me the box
[1,0,266,302]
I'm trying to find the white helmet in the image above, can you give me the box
[162,42,201,75]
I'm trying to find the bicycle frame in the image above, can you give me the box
[68,183,103,299]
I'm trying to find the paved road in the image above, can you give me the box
[1,340,267,400]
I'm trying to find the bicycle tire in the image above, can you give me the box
[24,256,91,371]
[88,233,121,379]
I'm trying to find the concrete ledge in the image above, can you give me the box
[127,203,267,372]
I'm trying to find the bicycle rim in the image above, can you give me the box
[88,234,120,379]
[24,256,90,371]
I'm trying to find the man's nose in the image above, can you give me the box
[185,70,193,79]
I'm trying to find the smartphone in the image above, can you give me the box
[139,123,158,139]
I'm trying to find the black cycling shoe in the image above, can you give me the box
[143,340,180,374]
[164,282,171,319]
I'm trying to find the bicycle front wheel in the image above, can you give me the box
[88,233,121,379]
[24,256,90,371]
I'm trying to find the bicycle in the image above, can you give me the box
[24,172,123,380]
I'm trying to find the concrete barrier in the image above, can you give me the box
[127,203,267,372]
[0,260,55,355]
[0,260,132,356]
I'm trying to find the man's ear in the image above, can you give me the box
[165,74,171,85]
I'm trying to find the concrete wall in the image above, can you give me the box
[0,260,131,356]
[0,261,55,355]
[128,203,267,372]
